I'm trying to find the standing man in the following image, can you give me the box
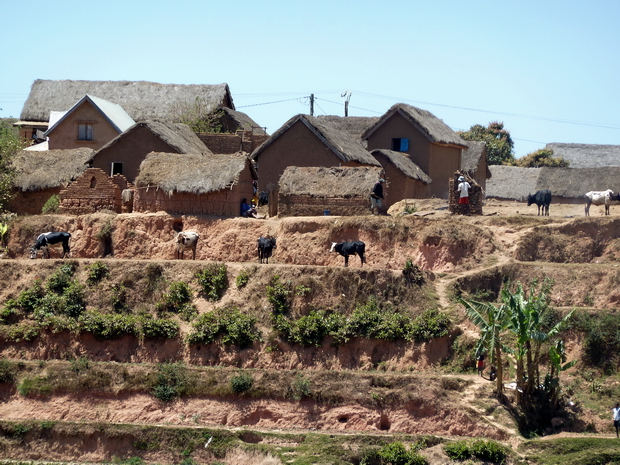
[613,403,620,437]
[457,176,471,215]
[370,178,385,215]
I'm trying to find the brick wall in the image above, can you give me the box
[278,194,371,217]
[8,188,62,215]
[134,185,247,216]
[59,168,123,215]
[198,131,269,154]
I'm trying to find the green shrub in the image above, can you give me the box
[235,269,251,289]
[289,373,312,400]
[443,439,507,464]
[287,310,343,346]
[378,441,428,465]
[79,310,139,339]
[86,261,109,284]
[152,363,188,402]
[195,263,228,301]
[4,322,41,342]
[14,278,44,313]
[187,307,261,349]
[140,316,180,339]
[157,281,194,315]
[267,275,291,316]
[409,308,451,342]
[443,440,471,461]
[0,358,16,383]
[230,372,253,393]
[18,376,52,397]
[41,194,60,214]
[46,262,78,294]
[403,258,424,285]
[70,357,90,373]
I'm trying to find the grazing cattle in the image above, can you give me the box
[175,231,199,260]
[257,236,276,264]
[584,189,620,216]
[30,231,71,259]
[527,189,552,216]
[329,241,366,267]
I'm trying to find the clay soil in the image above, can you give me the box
[1,198,620,464]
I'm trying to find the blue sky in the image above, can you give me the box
[1,0,618,157]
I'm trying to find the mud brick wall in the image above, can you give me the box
[111,174,133,213]
[59,168,122,215]
[134,186,249,216]
[8,188,61,215]
[198,131,269,154]
[448,176,483,215]
[278,194,371,217]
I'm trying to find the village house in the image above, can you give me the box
[369,149,432,207]
[362,103,469,199]
[278,166,384,217]
[133,152,257,216]
[461,140,490,194]
[250,114,381,206]
[91,120,211,183]
[43,94,136,151]
[544,143,620,168]
[8,147,95,214]
[15,79,236,142]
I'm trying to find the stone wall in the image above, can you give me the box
[59,168,125,215]
[448,175,483,215]
[278,194,371,217]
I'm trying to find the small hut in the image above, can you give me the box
[59,168,130,215]
[8,147,94,214]
[133,152,257,216]
[278,166,384,217]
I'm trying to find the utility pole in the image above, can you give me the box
[310,94,314,116]
[341,91,352,117]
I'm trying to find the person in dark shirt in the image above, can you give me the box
[370,179,385,215]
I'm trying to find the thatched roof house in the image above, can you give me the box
[370,149,431,207]
[133,152,257,216]
[545,143,620,168]
[487,165,620,203]
[461,140,490,193]
[278,166,383,217]
[315,115,379,142]
[12,147,95,192]
[251,114,380,191]
[220,108,267,135]
[8,147,95,214]
[91,120,211,183]
[486,166,541,201]
[362,103,468,199]
[363,103,466,148]
[19,79,234,124]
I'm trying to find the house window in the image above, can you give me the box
[78,123,93,141]
[392,138,409,152]
[111,162,123,176]
[90,177,97,188]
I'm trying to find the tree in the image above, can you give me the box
[459,121,515,165]
[0,119,24,212]
[511,148,569,168]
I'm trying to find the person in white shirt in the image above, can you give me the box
[457,176,471,215]
[613,402,620,437]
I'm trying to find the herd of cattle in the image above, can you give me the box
[526,188,620,217]
[27,189,620,261]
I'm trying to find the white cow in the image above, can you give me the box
[585,189,620,216]
[174,231,200,260]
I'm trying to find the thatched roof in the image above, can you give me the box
[44,95,135,136]
[537,167,620,198]
[486,166,541,201]
[251,114,380,166]
[95,120,212,155]
[362,103,467,148]
[279,166,383,197]
[20,79,234,123]
[134,152,255,195]
[12,147,95,192]
[545,143,620,168]
[221,108,267,135]
[461,140,489,175]
[371,149,432,183]
[315,115,379,140]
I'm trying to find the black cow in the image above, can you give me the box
[527,189,552,216]
[329,241,366,267]
[257,236,276,264]
[30,231,71,259]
